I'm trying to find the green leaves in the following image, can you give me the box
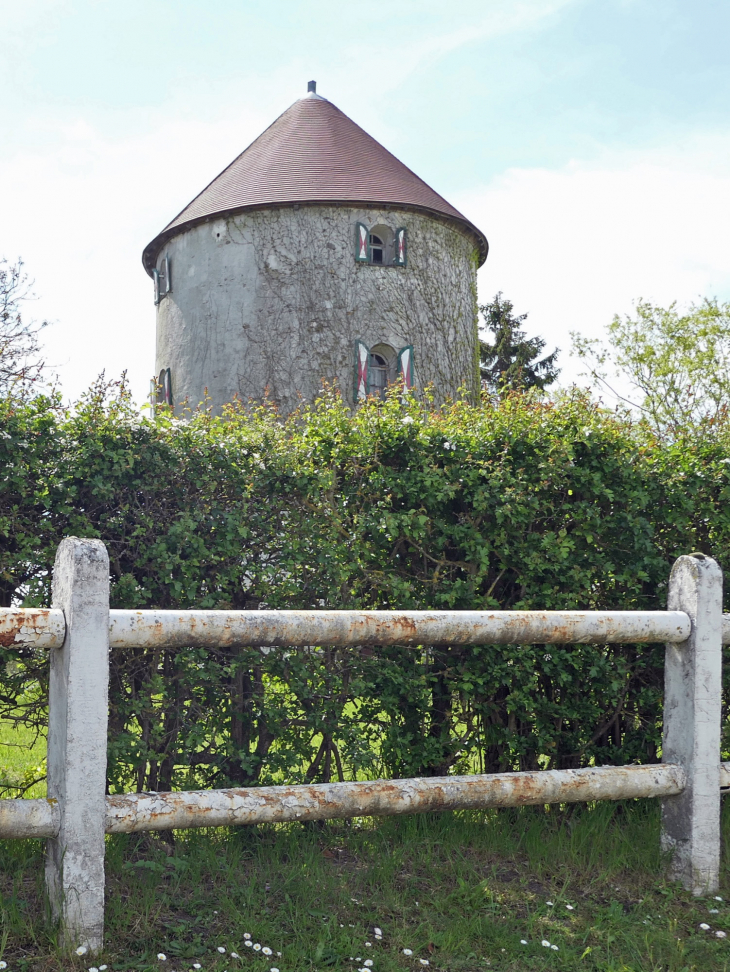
[572,297,730,437]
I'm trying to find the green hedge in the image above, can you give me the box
[2,382,730,792]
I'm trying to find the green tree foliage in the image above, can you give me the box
[2,380,730,794]
[479,292,559,393]
[572,298,730,437]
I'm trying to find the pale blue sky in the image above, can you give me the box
[2,0,729,402]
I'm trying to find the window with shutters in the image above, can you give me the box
[354,224,406,266]
[153,254,172,304]
[354,341,415,401]
[153,368,173,408]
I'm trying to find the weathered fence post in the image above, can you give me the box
[46,538,110,952]
[661,553,723,895]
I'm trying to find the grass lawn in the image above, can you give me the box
[2,727,730,970]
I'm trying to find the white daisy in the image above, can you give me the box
[262,948,272,956]
[716,897,724,902]
[253,944,262,952]
[244,942,253,948]
[217,947,226,954]
[231,953,240,959]
[541,940,550,948]
[193,965,202,968]
[99,966,108,971]
[700,923,711,931]
[271,968,280,972]
[520,940,527,945]
[244,934,251,940]
[546,901,554,907]
[551,945,559,951]
[717,930,727,939]
[364,962,373,968]
[373,928,383,937]
[566,904,574,910]
[403,949,413,956]
[158,954,167,962]
[419,960,429,966]
[89,967,99,972]
[76,947,88,956]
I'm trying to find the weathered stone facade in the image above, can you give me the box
[154,205,480,414]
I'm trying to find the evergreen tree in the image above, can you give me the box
[479,292,559,393]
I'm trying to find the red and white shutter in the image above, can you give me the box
[153,268,161,304]
[394,227,407,266]
[163,254,172,295]
[353,340,370,401]
[355,223,369,262]
[397,345,414,390]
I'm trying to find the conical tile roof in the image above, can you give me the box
[143,91,488,272]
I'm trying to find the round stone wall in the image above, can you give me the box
[154,205,480,414]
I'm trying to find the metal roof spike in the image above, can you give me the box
[142,93,488,272]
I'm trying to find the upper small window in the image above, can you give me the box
[354,224,407,266]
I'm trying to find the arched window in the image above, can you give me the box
[354,224,406,266]
[354,341,415,401]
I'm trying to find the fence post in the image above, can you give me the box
[661,553,723,895]
[46,538,110,952]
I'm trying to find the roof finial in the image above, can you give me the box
[307,80,316,93]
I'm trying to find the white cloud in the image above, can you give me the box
[459,132,730,391]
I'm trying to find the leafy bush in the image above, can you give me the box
[2,380,730,793]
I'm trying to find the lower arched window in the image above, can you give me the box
[354,341,414,401]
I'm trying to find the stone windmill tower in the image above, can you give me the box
[142,83,488,413]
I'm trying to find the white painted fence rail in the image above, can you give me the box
[0,606,694,649]
[0,539,727,953]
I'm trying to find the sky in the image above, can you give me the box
[2,0,730,405]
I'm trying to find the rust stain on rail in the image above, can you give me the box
[0,609,64,649]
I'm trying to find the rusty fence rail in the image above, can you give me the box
[0,539,727,953]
